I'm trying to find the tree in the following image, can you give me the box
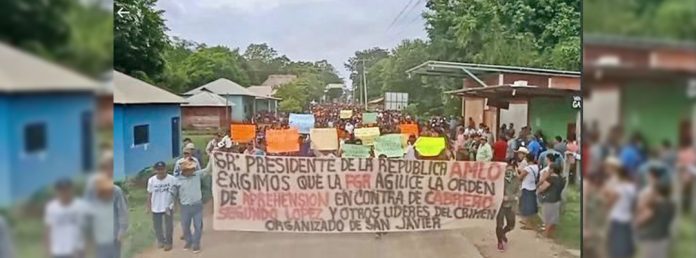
[583,0,696,41]
[243,43,290,85]
[0,0,72,54]
[114,0,169,79]
[181,46,250,91]
[345,48,389,103]
[424,0,580,70]
[0,0,112,78]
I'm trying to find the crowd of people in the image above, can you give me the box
[0,104,585,258]
[583,124,696,258]
[193,103,579,251]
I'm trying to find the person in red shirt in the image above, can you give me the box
[493,135,508,162]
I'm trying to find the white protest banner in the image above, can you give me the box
[310,128,338,150]
[211,153,505,233]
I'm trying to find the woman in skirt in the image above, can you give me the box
[603,159,637,258]
[517,150,540,230]
[538,163,565,238]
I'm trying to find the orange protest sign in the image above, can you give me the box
[399,124,419,137]
[230,124,256,143]
[266,128,300,153]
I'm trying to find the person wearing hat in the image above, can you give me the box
[147,161,176,251]
[171,159,212,253]
[206,132,224,156]
[44,179,87,258]
[476,136,493,162]
[173,146,201,177]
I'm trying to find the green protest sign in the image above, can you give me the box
[375,134,405,158]
[362,113,377,124]
[341,144,371,158]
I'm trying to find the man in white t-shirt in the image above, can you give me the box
[147,161,176,251]
[44,179,86,258]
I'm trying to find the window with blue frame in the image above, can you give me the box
[133,124,149,145]
[24,122,47,153]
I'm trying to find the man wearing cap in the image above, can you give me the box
[173,147,201,177]
[147,161,176,251]
[171,159,212,253]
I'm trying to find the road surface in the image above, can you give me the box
[136,203,576,258]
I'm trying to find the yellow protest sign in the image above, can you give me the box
[414,137,446,157]
[309,128,338,150]
[354,127,380,145]
[340,110,353,119]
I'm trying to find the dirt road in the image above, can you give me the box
[136,203,577,258]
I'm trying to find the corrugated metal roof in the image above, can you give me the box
[113,71,186,104]
[585,34,696,51]
[247,85,281,100]
[183,78,256,96]
[0,42,99,92]
[182,90,234,107]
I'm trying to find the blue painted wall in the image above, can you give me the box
[0,96,11,207]
[223,95,255,122]
[0,93,94,206]
[113,104,181,180]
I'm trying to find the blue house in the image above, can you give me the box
[247,85,280,113]
[113,71,186,180]
[0,43,98,207]
[184,79,260,122]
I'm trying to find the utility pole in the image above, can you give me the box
[362,59,368,109]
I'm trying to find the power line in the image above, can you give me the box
[385,0,416,32]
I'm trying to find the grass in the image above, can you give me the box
[672,215,696,257]
[557,184,581,250]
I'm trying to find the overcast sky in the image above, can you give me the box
[156,0,428,85]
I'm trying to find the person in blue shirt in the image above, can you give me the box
[527,135,542,160]
[538,141,564,170]
[621,133,646,178]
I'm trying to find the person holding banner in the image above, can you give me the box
[171,160,212,254]
[173,147,201,177]
[496,161,520,251]
[205,132,223,155]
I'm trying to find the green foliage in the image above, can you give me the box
[424,0,580,70]
[584,0,696,40]
[181,46,250,90]
[275,73,326,112]
[0,0,72,53]
[114,0,169,78]
[0,0,112,78]
[345,47,390,102]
